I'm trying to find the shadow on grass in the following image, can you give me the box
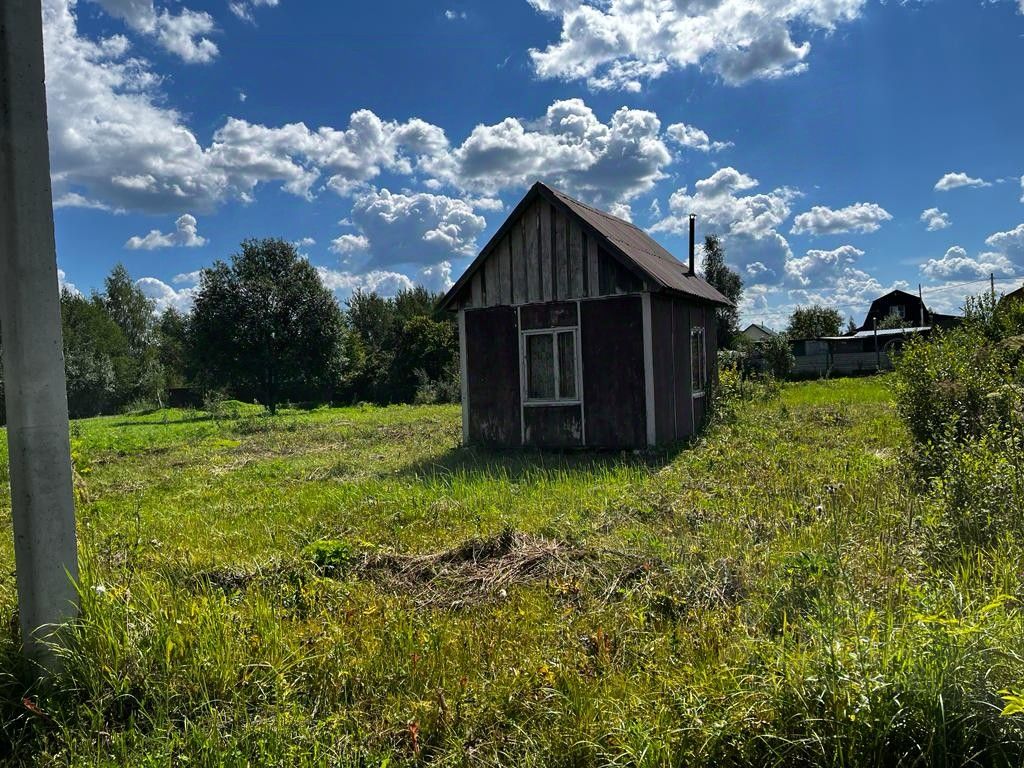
[398,441,691,483]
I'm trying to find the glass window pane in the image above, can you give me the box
[527,334,555,399]
[691,330,704,391]
[557,331,576,400]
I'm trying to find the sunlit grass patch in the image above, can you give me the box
[2,375,1024,765]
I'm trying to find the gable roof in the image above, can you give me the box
[867,289,923,309]
[1001,284,1024,303]
[440,181,731,310]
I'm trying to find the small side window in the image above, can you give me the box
[690,327,706,395]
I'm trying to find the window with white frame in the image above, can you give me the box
[690,326,707,395]
[523,328,579,403]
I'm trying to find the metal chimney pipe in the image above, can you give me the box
[688,213,696,276]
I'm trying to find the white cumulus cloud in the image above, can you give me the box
[229,0,278,23]
[125,213,207,250]
[425,98,671,208]
[344,189,487,270]
[985,222,1024,261]
[89,0,218,63]
[330,234,370,254]
[920,246,1014,281]
[526,0,867,90]
[653,167,799,282]
[919,223,1024,281]
[316,267,415,298]
[920,207,951,231]
[934,171,990,191]
[665,122,732,153]
[790,202,892,235]
[785,245,864,286]
[135,276,195,312]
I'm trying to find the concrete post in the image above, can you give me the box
[1,0,80,663]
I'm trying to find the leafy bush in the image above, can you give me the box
[928,426,1024,547]
[413,365,461,405]
[204,397,266,421]
[302,539,357,574]
[894,296,1024,547]
[894,326,1010,476]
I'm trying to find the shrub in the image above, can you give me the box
[761,333,795,379]
[302,539,356,575]
[927,426,1024,547]
[893,326,1011,477]
[413,365,460,405]
[894,301,1024,548]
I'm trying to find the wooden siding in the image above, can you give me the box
[650,294,677,444]
[650,295,715,444]
[523,405,583,448]
[520,301,578,331]
[673,299,693,438]
[465,306,521,445]
[460,197,655,309]
[580,295,646,448]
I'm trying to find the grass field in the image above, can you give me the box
[2,376,1024,766]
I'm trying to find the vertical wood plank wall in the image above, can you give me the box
[461,197,648,309]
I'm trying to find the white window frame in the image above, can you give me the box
[691,326,707,398]
[520,326,582,406]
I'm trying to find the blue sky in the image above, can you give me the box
[44,0,1024,327]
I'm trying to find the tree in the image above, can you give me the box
[845,316,858,335]
[191,238,345,413]
[60,288,124,417]
[102,264,163,406]
[341,287,456,404]
[787,305,843,339]
[103,264,154,355]
[761,333,795,378]
[701,235,743,349]
[878,311,909,330]
[156,307,191,390]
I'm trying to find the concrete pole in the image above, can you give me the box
[1,0,80,663]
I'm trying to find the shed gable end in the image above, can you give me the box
[456,196,654,310]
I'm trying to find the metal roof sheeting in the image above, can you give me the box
[440,182,732,310]
[819,326,931,341]
[544,184,732,306]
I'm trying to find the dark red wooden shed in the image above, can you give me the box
[439,182,731,449]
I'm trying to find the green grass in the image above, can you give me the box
[2,376,1024,766]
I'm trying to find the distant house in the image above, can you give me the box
[740,323,775,344]
[999,284,1024,307]
[792,326,931,377]
[858,289,959,331]
[439,181,732,449]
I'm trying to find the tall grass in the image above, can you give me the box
[0,379,1022,764]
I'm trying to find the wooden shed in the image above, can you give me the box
[439,181,732,449]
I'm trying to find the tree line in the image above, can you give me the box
[0,239,458,422]
[1,234,881,422]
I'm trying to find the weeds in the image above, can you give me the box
[1,377,1023,765]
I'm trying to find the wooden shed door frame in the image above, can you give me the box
[517,302,587,446]
[641,293,656,447]
[458,308,469,444]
